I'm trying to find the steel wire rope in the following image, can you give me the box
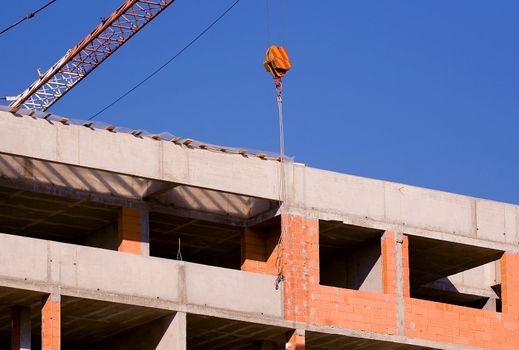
[280,0,287,45]
[264,2,290,291]
[263,1,291,289]
[0,0,57,37]
[265,0,272,44]
[88,0,242,121]
[274,91,287,290]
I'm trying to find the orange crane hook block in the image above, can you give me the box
[263,45,292,94]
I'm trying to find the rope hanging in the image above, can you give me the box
[264,45,292,289]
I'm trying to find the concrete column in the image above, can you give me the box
[161,311,186,350]
[394,232,408,336]
[11,306,31,350]
[286,329,305,350]
[118,207,149,255]
[41,294,60,350]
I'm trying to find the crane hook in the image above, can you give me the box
[263,45,292,97]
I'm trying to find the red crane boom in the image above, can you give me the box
[10,0,176,112]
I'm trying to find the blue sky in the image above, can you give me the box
[1,1,518,204]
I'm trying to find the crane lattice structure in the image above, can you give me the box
[9,0,175,112]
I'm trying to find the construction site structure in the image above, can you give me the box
[0,107,517,349]
[8,0,176,112]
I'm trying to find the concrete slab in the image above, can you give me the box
[0,233,283,319]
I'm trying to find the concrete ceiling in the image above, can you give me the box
[60,296,170,347]
[319,221,383,250]
[408,235,503,288]
[0,286,171,349]
[187,314,289,350]
[186,315,440,350]
[0,153,278,227]
[0,185,118,243]
[150,212,243,269]
[306,331,438,350]
[411,286,492,309]
[0,287,45,338]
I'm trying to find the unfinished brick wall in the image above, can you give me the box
[404,249,519,349]
[281,214,398,334]
[241,227,279,275]
[42,294,60,350]
[286,329,305,350]
[277,213,518,348]
[118,207,142,254]
[402,235,410,298]
[381,231,398,295]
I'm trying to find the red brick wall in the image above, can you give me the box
[241,227,279,275]
[402,235,410,297]
[279,213,518,348]
[502,253,519,315]
[405,298,517,349]
[404,251,519,349]
[118,207,142,254]
[42,294,60,350]
[381,231,397,295]
[286,329,305,350]
[281,214,397,334]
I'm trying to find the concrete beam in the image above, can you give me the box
[0,113,280,200]
[1,112,518,250]
[287,165,519,251]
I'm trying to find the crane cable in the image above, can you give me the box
[274,83,287,290]
[263,45,292,290]
[0,0,57,37]
[88,0,242,121]
[265,0,272,44]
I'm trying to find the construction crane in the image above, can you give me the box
[8,0,176,112]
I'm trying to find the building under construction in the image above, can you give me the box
[0,106,517,349]
[0,1,518,349]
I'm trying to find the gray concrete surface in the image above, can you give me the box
[0,233,482,350]
[0,153,275,227]
[0,113,280,200]
[424,261,499,298]
[1,111,518,252]
[319,240,382,293]
[0,232,283,318]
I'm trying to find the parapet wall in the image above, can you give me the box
[0,233,282,318]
